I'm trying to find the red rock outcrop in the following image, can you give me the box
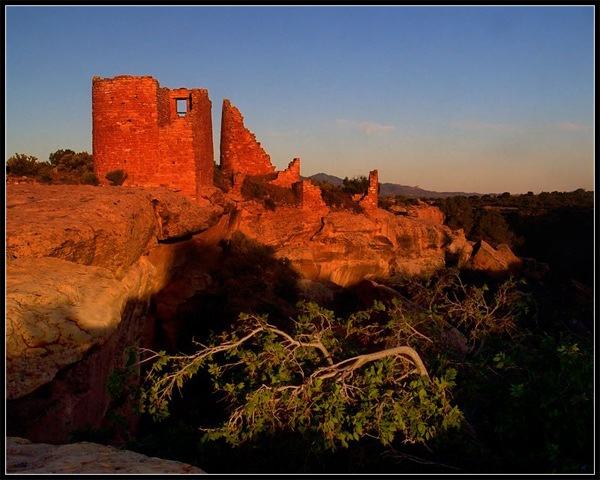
[220,99,275,181]
[406,200,445,224]
[6,184,224,278]
[6,437,205,474]
[232,204,473,287]
[92,75,214,199]
[469,240,523,275]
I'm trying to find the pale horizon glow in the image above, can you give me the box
[5,6,594,195]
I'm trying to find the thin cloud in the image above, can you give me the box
[261,130,301,138]
[450,121,516,132]
[357,122,395,136]
[556,122,588,132]
[336,118,395,136]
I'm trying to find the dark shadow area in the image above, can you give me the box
[7,227,594,474]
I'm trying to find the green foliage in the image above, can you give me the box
[107,346,140,401]
[137,301,463,452]
[49,148,75,167]
[119,266,592,473]
[386,268,593,472]
[82,171,99,186]
[434,189,593,283]
[6,153,50,176]
[471,209,515,246]
[213,164,231,193]
[438,196,474,233]
[106,169,129,186]
[342,176,369,195]
[48,149,93,173]
[378,196,394,211]
[311,179,363,213]
[241,174,297,209]
[394,194,419,206]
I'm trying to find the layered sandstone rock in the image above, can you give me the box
[6,256,156,400]
[5,183,518,445]
[407,200,445,224]
[389,201,445,225]
[232,204,473,287]
[6,184,225,277]
[6,437,205,474]
[5,184,227,442]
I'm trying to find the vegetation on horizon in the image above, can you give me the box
[6,149,94,184]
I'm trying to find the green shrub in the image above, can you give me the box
[49,149,75,167]
[105,169,128,186]
[312,180,363,213]
[213,164,231,193]
[395,194,419,206]
[342,176,369,195]
[378,196,394,211]
[241,175,296,209]
[49,149,93,173]
[6,153,47,176]
[82,171,99,186]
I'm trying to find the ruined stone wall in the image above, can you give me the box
[269,158,301,188]
[293,180,327,210]
[220,99,275,181]
[358,169,379,211]
[92,76,213,199]
[190,90,214,193]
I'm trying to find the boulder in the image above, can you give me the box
[469,240,522,275]
[6,437,205,474]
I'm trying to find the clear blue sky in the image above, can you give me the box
[5,6,594,194]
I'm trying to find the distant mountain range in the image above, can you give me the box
[305,173,486,199]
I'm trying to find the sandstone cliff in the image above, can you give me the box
[5,183,518,445]
[6,184,227,443]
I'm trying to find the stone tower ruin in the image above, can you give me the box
[92,75,214,199]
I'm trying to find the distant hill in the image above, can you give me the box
[305,173,485,199]
[306,173,344,186]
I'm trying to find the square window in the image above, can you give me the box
[176,99,187,116]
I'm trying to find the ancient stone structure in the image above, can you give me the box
[92,75,214,199]
[269,158,301,188]
[352,170,379,211]
[220,99,275,182]
[293,180,327,210]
